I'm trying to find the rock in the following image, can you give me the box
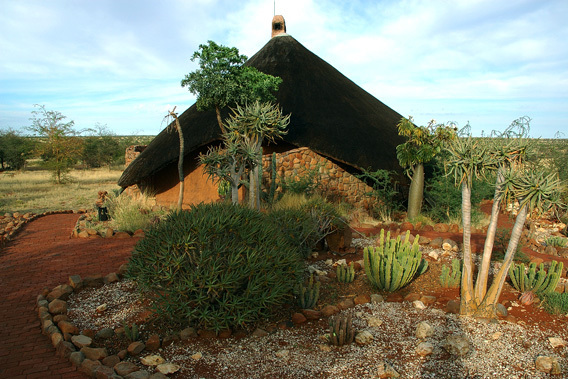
[367,317,383,327]
[104,228,114,238]
[95,327,115,339]
[292,312,307,324]
[117,350,128,360]
[415,321,434,340]
[118,263,129,276]
[535,356,562,375]
[401,222,413,231]
[434,223,450,233]
[102,355,121,368]
[80,358,102,377]
[420,295,437,305]
[416,342,434,356]
[429,237,444,249]
[370,294,384,304]
[163,333,181,346]
[355,330,374,345]
[321,305,340,317]
[412,300,426,310]
[53,314,68,323]
[156,363,181,375]
[442,239,458,252]
[218,329,232,338]
[47,284,73,301]
[445,300,460,314]
[251,328,269,337]
[56,341,76,359]
[114,231,131,239]
[114,361,140,376]
[404,293,421,302]
[354,294,371,305]
[275,349,290,358]
[69,351,85,366]
[337,298,355,310]
[148,374,169,379]
[93,365,116,379]
[549,337,567,348]
[81,347,108,361]
[84,275,104,288]
[443,335,470,356]
[69,275,83,289]
[179,327,197,340]
[449,224,460,233]
[302,309,322,320]
[77,230,89,238]
[418,236,431,244]
[126,371,151,379]
[57,320,79,334]
[496,303,508,317]
[191,352,203,361]
[318,344,332,352]
[428,251,439,260]
[145,334,161,350]
[140,355,165,366]
[72,334,93,348]
[48,299,68,314]
[104,272,119,284]
[196,330,215,339]
[376,361,400,378]
[128,341,145,356]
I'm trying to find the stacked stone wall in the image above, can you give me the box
[125,145,147,168]
[261,147,374,208]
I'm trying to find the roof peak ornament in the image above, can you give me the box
[271,15,286,38]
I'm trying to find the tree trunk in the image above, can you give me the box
[172,112,185,210]
[474,205,528,318]
[248,141,262,210]
[460,181,477,315]
[474,169,505,301]
[407,163,424,220]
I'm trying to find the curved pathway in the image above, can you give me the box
[0,214,139,379]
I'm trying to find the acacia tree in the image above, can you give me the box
[445,119,564,317]
[181,40,282,133]
[396,117,456,219]
[0,129,34,170]
[28,105,83,184]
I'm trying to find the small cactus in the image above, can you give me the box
[328,314,355,346]
[296,274,320,309]
[509,260,564,299]
[123,322,139,342]
[336,262,355,283]
[440,259,462,288]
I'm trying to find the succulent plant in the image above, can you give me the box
[336,262,355,284]
[440,259,462,288]
[509,260,563,300]
[123,322,139,342]
[328,313,355,346]
[296,274,320,309]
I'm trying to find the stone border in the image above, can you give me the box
[72,213,144,239]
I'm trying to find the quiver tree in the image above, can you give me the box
[445,118,565,317]
[396,117,456,219]
[164,107,185,209]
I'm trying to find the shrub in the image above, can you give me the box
[127,203,304,332]
[543,292,568,315]
[545,236,567,248]
[106,193,166,233]
[364,230,428,292]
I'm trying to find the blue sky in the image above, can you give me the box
[1,0,567,137]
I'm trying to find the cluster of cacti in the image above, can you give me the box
[508,260,564,298]
[123,322,139,342]
[440,259,462,288]
[296,274,320,309]
[328,314,355,346]
[545,236,567,248]
[336,262,355,283]
[261,152,282,206]
[363,230,428,292]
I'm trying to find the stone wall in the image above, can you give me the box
[261,147,374,208]
[125,145,146,168]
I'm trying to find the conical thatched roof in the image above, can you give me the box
[118,33,405,188]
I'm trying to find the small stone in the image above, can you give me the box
[549,337,567,348]
[218,329,232,338]
[140,355,165,366]
[415,321,434,340]
[302,309,322,320]
[376,360,400,378]
[337,298,355,310]
[275,349,290,358]
[196,330,215,339]
[292,312,307,324]
[47,284,73,301]
[163,333,181,345]
[443,335,470,356]
[355,330,374,345]
[354,294,371,305]
[179,327,197,340]
[69,351,85,366]
[104,272,119,284]
[126,371,151,379]
[496,303,508,317]
[69,275,83,289]
[128,341,145,356]
[48,299,68,314]
[156,363,181,375]
[370,294,384,304]
[491,332,503,340]
[148,374,169,379]
[114,361,140,376]
[96,303,108,313]
[58,320,79,335]
[317,344,332,352]
[80,346,108,360]
[56,341,76,359]
[321,305,340,317]
[72,334,93,348]
[445,300,460,314]
[252,328,269,337]
[429,237,444,248]
[416,342,434,356]
[404,293,421,302]
[145,334,161,350]
[428,251,439,260]
[412,300,426,310]
[80,358,102,377]
[102,355,121,368]
[53,314,68,323]
[191,352,203,361]
[367,317,383,327]
[83,275,104,288]
[117,350,128,360]
[114,231,131,239]
[93,365,115,378]
[418,236,431,244]
[420,295,437,305]
[535,356,561,375]
[442,239,458,251]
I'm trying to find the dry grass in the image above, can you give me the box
[0,168,123,214]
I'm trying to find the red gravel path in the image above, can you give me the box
[0,214,139,379]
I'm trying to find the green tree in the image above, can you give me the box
[28,105,83,184]
[396,117,456,220]
[180,40,282,133]
[445,118,565,317]
[0,129,34,170]
[81,123,120,168]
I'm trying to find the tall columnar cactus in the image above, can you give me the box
[328,314,355,346]
[364,229,428,292]
[296,274,320,309]
[123,322,139,342]
[336,262,355,283]
[508,260,564,298]
[261,152,281,206]
[440,259,462,288]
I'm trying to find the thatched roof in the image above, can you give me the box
[118,33,405,188]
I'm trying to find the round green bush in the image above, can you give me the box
[127,202,304,332]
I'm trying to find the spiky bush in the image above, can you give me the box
[508,260,563,298]
[127,203,304,332]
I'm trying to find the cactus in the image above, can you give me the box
[336,262,355,283]
[545,236,567,248]
[261,152,282,206]
[363,229,428,292]
[123,322,139,342]
[328,314,355,346]
[440,259,462,288]
[296,274,320,309]
[508,260,564,298]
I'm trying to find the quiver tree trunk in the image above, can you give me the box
[407,163,424,220]
[460,181,477,315]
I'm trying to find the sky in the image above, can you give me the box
[1,0,567,137]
